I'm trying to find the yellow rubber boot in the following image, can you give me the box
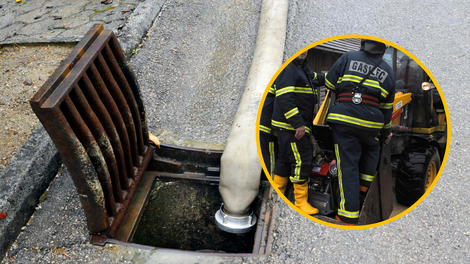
[273,175,289,195]
[293,182,319,215]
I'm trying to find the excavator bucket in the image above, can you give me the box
[358,140,394,224]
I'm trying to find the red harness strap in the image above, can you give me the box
[337,93,379,108]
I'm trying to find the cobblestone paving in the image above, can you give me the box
[0,0,142,44]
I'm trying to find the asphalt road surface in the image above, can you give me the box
[2,0,469,263]
[264,1,469,263]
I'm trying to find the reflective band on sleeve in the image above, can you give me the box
[259,125,271,134]
[383,122,391,129]
[294,87,314,94]
[284,107,299,119]
[272,120,295,130]
[325,78,335,89]
[276,86,295,97]
[327,113,384,129]
[360,173,374,182]
[380,102,393,109]
[271,120,311,133]
[269,86,276,95]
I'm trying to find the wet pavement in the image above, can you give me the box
[1,0,470,263]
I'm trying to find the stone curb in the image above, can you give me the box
[118,0,166,58]
[0,124,61,260]
[0,0,165,261]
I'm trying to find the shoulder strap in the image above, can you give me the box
[354,59,383,93]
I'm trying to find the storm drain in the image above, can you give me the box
[30,24,153,237]
[30,24,275,257]
[103,144,274,256]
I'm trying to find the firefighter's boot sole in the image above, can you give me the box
[335,215,357,226]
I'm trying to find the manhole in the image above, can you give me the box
[132,180,259,253]
[92,144,275,257]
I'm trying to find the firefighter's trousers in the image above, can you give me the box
[260,132,278,178]
[273,129,313,184]
[331,123,381,224]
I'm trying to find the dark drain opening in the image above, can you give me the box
[131,180,261,253]
[91,144,275,257]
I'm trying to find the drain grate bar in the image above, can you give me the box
[30,24,152,237]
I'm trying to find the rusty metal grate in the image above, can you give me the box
[30,24,152,237]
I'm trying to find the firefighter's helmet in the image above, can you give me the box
[360,39,387,55]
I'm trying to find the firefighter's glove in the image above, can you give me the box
[295,126,306,139]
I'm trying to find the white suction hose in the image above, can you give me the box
[215,0,288,233]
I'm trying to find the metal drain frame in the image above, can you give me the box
[30,24,152,237]
[92,144,276,257]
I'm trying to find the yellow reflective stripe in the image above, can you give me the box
[285,107,299,119]
[340,74,362,82]
[326,78,335,89]
[272,120,295,130]
[313,72,317,80]
[271,120,311,133]
[335,144,346,211]
[383,121,391,129]
[294,87,314,94]
[259,125,271,134]
[380,102,393,109]
[269,86,276,95]
[269,142,275,178]
[290,177,305,183]
[360,173,374,182]
[338,209,360,218]
[340,74,389,98]
[327,113,384,129]
[290,142,302,182]
[276,86,295,97]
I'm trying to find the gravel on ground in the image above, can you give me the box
[0,44,72,173]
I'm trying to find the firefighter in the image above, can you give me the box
[271,50,324,215]
[325,39,395,225]
[259,84,278,178]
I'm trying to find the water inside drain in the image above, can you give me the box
[131,180,257,253]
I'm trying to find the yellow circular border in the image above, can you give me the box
[255,34,451,230]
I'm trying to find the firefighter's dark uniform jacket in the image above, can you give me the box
[259,85,277,178]
[260,85,276,136]
[270,59,325,183]
[271,59,324,133]
[325,50,395,224]
[325,50,396,136]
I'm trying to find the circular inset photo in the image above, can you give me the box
[256,35,450,229]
